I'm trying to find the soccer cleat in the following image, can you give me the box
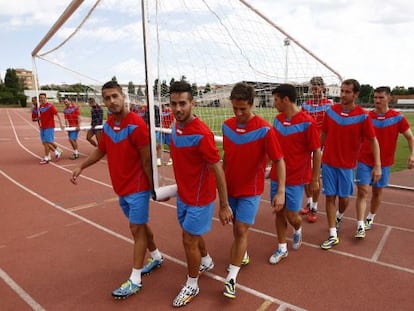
[320,236,340,250]
[199,260,214,275]
[354,227,366,239]
[39,159,49,164]
[54,148,63,159]
[165,159,173,166]
[365,218,373,230]
[241,253,250,266]
[307,209,317,223]
[141,257,163,275]
[70,153,79,160]
[299,203,310,215]
[269,249,288,264]
[292,231,302,250]
[111,280,141,299]
[335,217,343,230]
[223,279,236,299]
[172,285,199,307]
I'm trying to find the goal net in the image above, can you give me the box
[32,0,342,199]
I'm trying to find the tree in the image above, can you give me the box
[160,80,169,97]
[170,78,175,86]
[191,83,198,98]
[204,83,211,93]
[128,81,135,94]
[4,69,20,91]
[137,85,144,96]
[111,76,118,82]
[359,84,373,104]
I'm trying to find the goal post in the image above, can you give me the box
[31,0,342,200]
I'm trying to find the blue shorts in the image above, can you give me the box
[68,130,79,140]
[177,196,214,235]
[156,131,161,144]
[270,181,304,212]
[322,163,354,197]
[40,128,54,143]
[118,191,150,224]
[162,133,171,146]
[228,195,261,225]
[356,162,389,188]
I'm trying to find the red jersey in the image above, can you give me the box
[270,111,320,185]
[223,115,283,197]
[301,98,332,130]
[359,109,410,167]
[39,102,59,129]
[161,107,174,128]
[170,117,220,206]
[99,112,150,196]
[322,104,375,169]
[63,103,80,127]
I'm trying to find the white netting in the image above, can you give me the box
[32,0,342,198]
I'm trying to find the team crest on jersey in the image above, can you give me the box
[236,128,246,133]
[176,128,183,134]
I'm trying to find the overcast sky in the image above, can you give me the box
[0,0,413,88]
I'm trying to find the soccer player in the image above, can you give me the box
[86,97,103,147]
[38,93,64,164]
[355,86,414,236]
[269,84,321,264]
[161,103,174,165]
[63,97,81,159]
[320,79,381,250]
[168,81,233,308]
[300,76,333,222]
[71,81,163,299]
[222,82,285,299]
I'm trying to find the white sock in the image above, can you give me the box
[278,243,287,253]
[129,268,142,285]
[294,227,302,234]
[307,197,312,204]
[367,213,376,221]
[226,264,240,282]
[201,254,212,267]
[336,211,344,220]
[150,249,162,261]
[357,220,364,229]
[329,227,337,238]
[311,202,318,211]
[74,149,79,155]
[186,275,199,289]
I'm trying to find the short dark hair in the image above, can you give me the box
[342,79,361,93]
[230,82,255,105]
[374,86,391,94]
[272,84,297,103]
[102,80,123,93]
[310,76,324,86]
[169,81,193,100]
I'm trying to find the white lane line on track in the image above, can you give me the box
[26,231,49,239]
[0,268,46,311]
[0,169,306,311]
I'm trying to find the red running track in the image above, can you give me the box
[1,108,413,311]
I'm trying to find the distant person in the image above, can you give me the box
[144,103,162,166]
[320,79,381,250]
[86,97,103,147]
[168,81,233,308]
[355,86,414,235]
[71,81,163,300]
[300,76,332,222]
[38,93,64,164]
[63,97,81,159]
[269,84,321,263]
[222,82,285,299]
[31,96,39,122]
[161,103,174,165]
